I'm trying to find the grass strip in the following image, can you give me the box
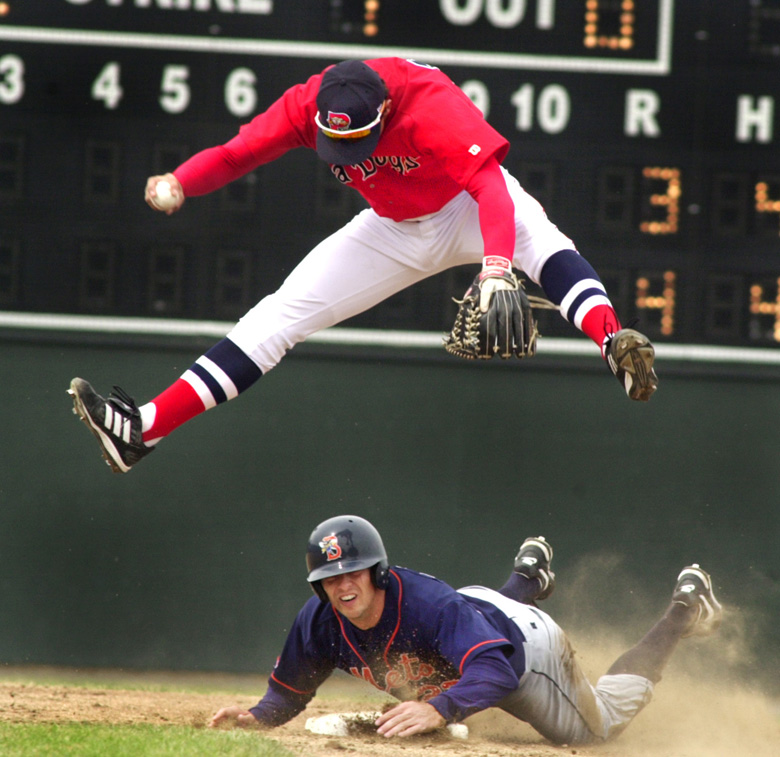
[0,721,294,756]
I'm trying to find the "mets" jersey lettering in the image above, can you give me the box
[348,653,459,698]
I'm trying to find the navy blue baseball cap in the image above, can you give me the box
[315,60,386,166]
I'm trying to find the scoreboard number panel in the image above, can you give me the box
[0,0,779,346]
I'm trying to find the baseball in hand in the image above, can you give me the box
[153,180,177,211]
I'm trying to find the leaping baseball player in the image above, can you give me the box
[208,515,722,744]
[68,58,658,473]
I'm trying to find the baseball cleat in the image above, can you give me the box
[672,564,723,638]
[605,328,658,402]
[513,536,556,600]
[68,377,153,474]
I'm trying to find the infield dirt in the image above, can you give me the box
[1,654,777,757]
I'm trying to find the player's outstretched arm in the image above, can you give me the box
[375,701,446,738]
[208,705,260,729]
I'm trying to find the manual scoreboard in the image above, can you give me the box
[1,1,778,346]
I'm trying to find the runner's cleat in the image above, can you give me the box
[513,536,556,600]
[672,564,723,638]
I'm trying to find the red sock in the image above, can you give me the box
[142,378,206,442]
[580,305,621,358]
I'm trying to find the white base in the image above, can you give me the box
[304,711,468,739]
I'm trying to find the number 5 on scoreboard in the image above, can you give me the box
[159,65,191,114]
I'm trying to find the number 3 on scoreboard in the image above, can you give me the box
[0,54,25,105]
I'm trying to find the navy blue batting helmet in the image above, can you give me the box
[306,515,390,602]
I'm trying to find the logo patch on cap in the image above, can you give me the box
[327,111,352,132]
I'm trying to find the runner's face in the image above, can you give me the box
[321,569,385,630]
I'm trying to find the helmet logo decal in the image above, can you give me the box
[320,534,342,562]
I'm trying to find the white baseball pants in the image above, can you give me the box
[228,168,575,373]
[458,586,654,745]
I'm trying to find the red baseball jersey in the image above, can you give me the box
[176,58,510,222]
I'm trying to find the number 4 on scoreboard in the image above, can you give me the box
[92,62,123,110]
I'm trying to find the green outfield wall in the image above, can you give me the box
[0,334,777,692]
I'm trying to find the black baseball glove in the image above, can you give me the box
[444,257,538,360]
